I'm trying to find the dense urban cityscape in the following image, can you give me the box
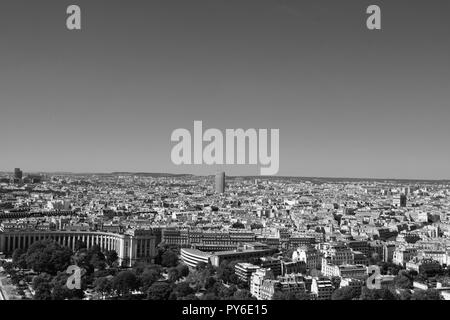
[1,168,450,300]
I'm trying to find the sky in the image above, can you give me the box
[0,0,449,179]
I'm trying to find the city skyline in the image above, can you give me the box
[2,169,450,301]
[4,168,450,182]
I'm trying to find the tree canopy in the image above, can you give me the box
[26,240,73,275]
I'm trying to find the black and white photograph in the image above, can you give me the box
[0,0,450,315]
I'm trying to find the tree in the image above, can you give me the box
[369,252,381,265]
[172,281,195,299]
[26,240,73,275]
[379,262,402,276]
[229,274,240,284]
[146,282,173,300]
[399,290,412,300]
[250,223,264,230]
[161,250,179,268]
[154,244,178,266]
[331,287,359,300]
[186,266,214,291]
[51,272,84,300]
[360,287,398,300]
[105,250,119,267]
[94,276,113,299]
[88,247,107,271]
[283,248,295,259]
[133,261,161,275]
[176,264,189,278]
[74,240,87,252]
[394,271,413,289]
[139,268,161,292]
[330,276,341,289]
[217,261,236,284]
[196,262,207,271]
[202,292,219,300]
[233,289,256,300]
[2,262,14,274]
[179,293,199,300]
[205,276,217,290]
[93,269,110,279]
[168,268,180,283]
[72,245,106,275]
[72,249,92,274]
[411,289,442,300]
[12,248,27,269]
[10,272,21,286]
[421,268,442,279]
[34,282,53,300]
[90,255,106,271]
[217,284,238,299]
[271,291,286,300]
[32,273,53,300]
[231,222,245,229]
[32,273,53,290]
[17,288,26,297]
[112,271,139,296]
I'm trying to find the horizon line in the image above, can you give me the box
[1,170,450,182]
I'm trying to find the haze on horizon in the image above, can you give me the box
[1,0,449,180]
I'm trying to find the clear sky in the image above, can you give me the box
[0,0,449,179]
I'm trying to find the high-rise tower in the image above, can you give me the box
[14,168,23,181]
[215,171,225,194]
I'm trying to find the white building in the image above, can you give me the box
[321,262,367,280]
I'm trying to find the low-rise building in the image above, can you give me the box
[292,246,322,270]
[339,278,364,296]
[393,247,417,266]
[250,268,275,300]
[311,277,333,300]
[235,262,260,283]
[406,258,441,274]
[321,262,367,280]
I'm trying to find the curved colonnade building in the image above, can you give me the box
[0,229,157,267]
